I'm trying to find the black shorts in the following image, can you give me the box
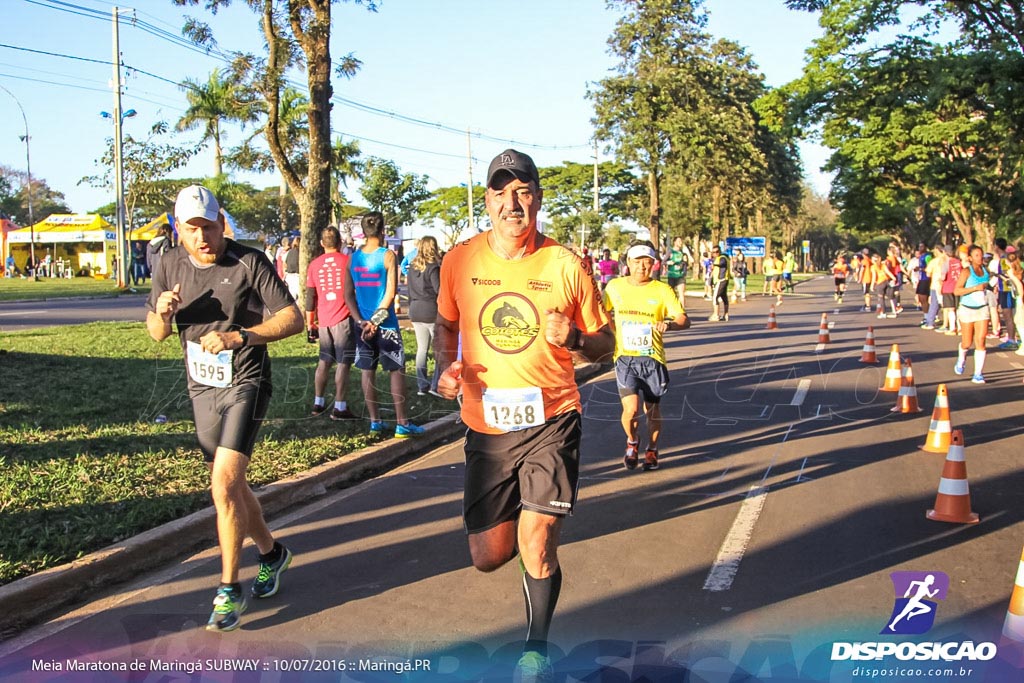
[463,411,581,533]
[319,318,356,365]
[999,291,1015,309]
[355,325,405,372]
[915,280,931,296]
[667,276,682,288]
[191,383,271,462]
[834,277,846,287]
[942,293,958,308]
[615,356,670,404]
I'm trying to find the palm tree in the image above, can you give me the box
[176,69,254,177]
[330,136,362,224]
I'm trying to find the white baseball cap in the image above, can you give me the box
[174,185,220,223]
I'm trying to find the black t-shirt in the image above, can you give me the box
[406,262,441,323]
[146,239,295,394]
[284,248,299,274]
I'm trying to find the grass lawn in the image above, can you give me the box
[0,322,454,586]
[0,276,151,302]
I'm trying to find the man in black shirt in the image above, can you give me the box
[146,185,303,632]
[284,235,301,299]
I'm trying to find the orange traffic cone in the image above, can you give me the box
[1000,545,1024,667]
[881,344,902,392]
[920,384,953,453]
[817,313,831,343]
[891,358,922,413]
[859,326,878,364]
[766,305,778,330]
[926,430,979,524]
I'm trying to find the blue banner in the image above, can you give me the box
[725,236,765,258]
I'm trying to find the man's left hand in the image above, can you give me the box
[199,330,242,353]
[544,308,573,347]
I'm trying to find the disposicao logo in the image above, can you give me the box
[830,570,997,663]
[882,571,949,635]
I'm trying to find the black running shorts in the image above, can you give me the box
[615,355,670,404]
[319,318,356,365]
[463,410,581,533]
[355,325,405,372]
[191,382,271,461]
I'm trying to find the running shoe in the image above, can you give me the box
[997,340,1020,351]
[837,297,843,303]
[895,306,904,313]
[369,421,389,434]
[642,448,659,471]
[971,374,986,384]
[623,444,639,470]
[427,389,445,399]
[885,313,897,318]
[944,330,958,336]
[330,407,357,421]
[252,545,293,599]
[877,313,887,319]
[514,651,554,683]
[722,314,730,321]
[708,314,720,321]
[206,586,247,632]
[310,403,328,417]
[396,422,425,438]
[954,361,965,376]
[921,324,935,330]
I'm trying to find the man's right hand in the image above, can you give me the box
[437,360,463,399]
[156,284,181,321]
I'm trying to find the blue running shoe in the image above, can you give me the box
[971,374,986,384]
[954,361,965,376]
[396,422,425,438]
[252,545,293,599]
[369,421,389,434]
[206,586,246,632]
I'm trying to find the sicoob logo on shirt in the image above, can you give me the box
[479,293,540,354]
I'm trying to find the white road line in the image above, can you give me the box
[1011,362,1024,370]
[814,343,826,353]
[790,379,812,406]
[828,321,835,329]
[0,310,45,317]
[703,485,769,592]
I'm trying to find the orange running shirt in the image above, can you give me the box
[437,233,610,435]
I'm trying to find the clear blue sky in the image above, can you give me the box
[0,0,828,219]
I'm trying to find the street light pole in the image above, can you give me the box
[111,5,128,288]
[0,83,35,277]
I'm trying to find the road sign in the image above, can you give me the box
[725,236,765,258]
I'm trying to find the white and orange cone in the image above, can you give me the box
[891,358,922,413]
[920,384,953,453]
[860,326,878,364]
[1000,545,1024,667]
[766,305,778,330]
[881,344,902,392]
[926,430,978,524]
[817,313,831,344]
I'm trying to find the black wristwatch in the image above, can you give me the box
[238,329,250,347]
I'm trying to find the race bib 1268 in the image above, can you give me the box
[482,386,544,432]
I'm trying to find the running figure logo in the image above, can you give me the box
[881,571,949,635]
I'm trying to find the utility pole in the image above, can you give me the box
[466,128,475,233]
[583,139,599,249]
[112,6,128,288]
[0,84,34,277]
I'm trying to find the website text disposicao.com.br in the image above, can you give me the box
[851,664,978,678]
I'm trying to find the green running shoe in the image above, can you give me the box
[514,651,554,683]
[206,586,247,632]
[252,545,293,599]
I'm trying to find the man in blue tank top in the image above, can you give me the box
[344,211,424,437]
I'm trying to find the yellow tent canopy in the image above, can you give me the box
[7,214,115,243]
[131,211,236,241]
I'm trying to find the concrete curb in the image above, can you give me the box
[0,362,608,638]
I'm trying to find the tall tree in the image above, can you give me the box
[538,161,641,246]
[0,166,71,224]
[176,69,256,177]
[330,136,362,224]
[359,157,430,233]
[177,0,377,305]
[417,185,485,248]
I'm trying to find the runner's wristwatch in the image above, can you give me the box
[238,329,250,347]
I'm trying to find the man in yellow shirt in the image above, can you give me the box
[434,149,614,681]
[603,240,690,471]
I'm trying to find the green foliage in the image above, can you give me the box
[177,69,259,177]
[359,157,430,231]
[0,166,71,225]
[417,185,485,248]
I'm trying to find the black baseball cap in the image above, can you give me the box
[486,149,540,188]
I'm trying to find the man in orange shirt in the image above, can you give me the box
[435,149,614,681]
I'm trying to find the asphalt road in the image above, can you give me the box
[0,296,147,332]
[4,277,1024,682]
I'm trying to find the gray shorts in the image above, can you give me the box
[615,356,670,404]
[319,318,356,365]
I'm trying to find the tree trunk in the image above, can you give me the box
[647,168,661,249]
[213,119,223,177]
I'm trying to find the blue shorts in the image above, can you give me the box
[999,291,1015,309]
[355,325,405,372]
[615,356,670,404]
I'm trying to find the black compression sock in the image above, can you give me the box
[522,566,562,656]
[219,581,242,595]
[259,541,282,564]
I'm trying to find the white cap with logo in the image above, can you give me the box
[174,185,220,223]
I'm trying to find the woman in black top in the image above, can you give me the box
[406,236,442,395]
